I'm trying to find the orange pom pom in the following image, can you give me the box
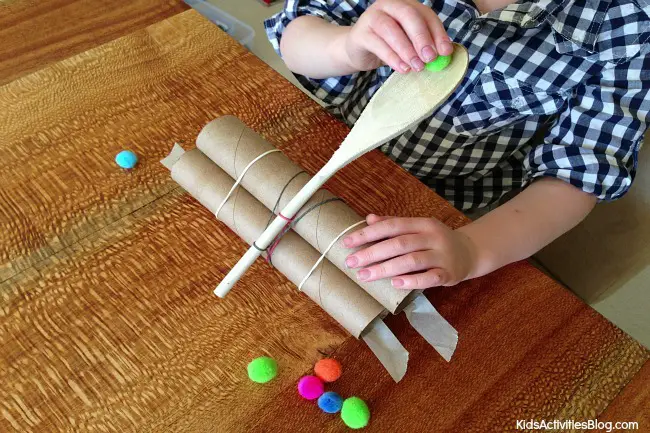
[314,358,342,382]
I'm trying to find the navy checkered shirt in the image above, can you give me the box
[265,0,650,211]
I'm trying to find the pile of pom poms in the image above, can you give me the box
[246,356,370,429]
[297,358,371,429]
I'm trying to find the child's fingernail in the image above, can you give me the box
[392,278,404,288]
[399,62,410,72]
[421,45,436,62]
[345,256,358,268]
[357,269,370,281]
[441,40,453,55]
[410,57,424,71]
[343,236,353,247]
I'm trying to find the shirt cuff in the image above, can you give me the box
[525,141,638,201]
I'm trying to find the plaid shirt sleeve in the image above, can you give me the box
[264,0,364,107]
[526,54,650,201]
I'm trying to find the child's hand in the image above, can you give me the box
[345,0,453,73]
[342,214,477,290]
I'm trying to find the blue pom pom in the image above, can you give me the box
[318,391,343,414]
[115,150,138,169]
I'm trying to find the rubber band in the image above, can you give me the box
[297,220,365,291]
[265,170,306,229]
[265,231,286,265]
[215,149,281,218]
[266,197,343,266]
[278,213,293,222]
[272,198,343,247]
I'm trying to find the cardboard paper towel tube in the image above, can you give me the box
[168,148,385,338]
[197,116,415,313]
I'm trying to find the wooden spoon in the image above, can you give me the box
[216,43,469,297]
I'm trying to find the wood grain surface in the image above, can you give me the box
[0,0,188,85]
[598,361,650,428]
[1,8,648,433]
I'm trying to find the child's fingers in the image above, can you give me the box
[343,217,439,248]
[369,11,423,71]
[356,250,441,282]
[383,1,438,63]
[363,30,410,73]
[366,214,392,225]
[391,268,447,290]
[345,234,433,269]
[422,10,453,56]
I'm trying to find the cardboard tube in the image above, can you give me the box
[167,147,385,338]
[197,116,415,313]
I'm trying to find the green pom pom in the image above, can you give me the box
[425,54,452,72]
[247,356,278,383]
[341,397,370,429]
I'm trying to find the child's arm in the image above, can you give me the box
[342,42,648,290]
[457,178,597,280]
[280,16,356,78]
[342,178,596,289]
[279,0,453,79]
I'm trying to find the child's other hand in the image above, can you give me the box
[342,214,477,290]
[345,0,453,73]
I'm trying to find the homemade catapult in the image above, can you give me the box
[161,45,469,380]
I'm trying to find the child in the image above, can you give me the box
[264,0,650,290]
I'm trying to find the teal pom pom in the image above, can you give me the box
[115,150,138,169]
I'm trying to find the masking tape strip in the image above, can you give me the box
[361,318,409,382]
[160,143,186,169]
[403,293,458,362]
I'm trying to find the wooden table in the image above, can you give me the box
[1,3,648,432]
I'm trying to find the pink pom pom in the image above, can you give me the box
[297,375,324,400]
